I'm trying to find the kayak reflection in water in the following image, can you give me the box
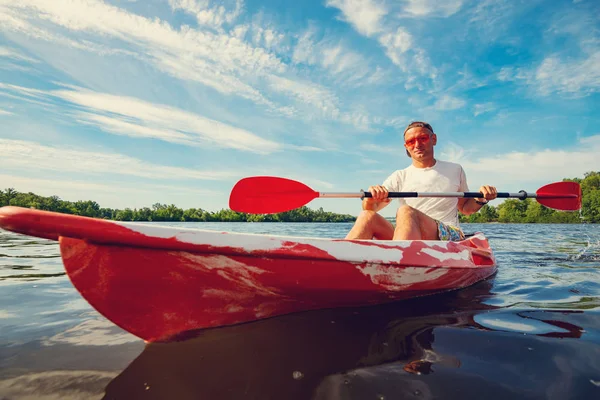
[101,278,595,400]
[345,121,498,241]
[103,281,495,400]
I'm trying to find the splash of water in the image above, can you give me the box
[570,235,600,261]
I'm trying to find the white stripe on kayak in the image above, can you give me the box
[113,221,481,265]
[421,248,471,262]
[357,265,449,290]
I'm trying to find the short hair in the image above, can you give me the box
[404,121,434,157]
[403,121,434,137]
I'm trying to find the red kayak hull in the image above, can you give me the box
[0,206,497,342]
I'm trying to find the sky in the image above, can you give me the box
[0,0,599,217]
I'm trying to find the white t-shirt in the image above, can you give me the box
[382,160,469,228]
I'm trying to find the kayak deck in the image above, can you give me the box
[0,206,497,342]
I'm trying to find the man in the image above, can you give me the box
[345,121,497,241]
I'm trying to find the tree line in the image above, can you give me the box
[1,171,598,223]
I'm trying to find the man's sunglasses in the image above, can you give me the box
[404,134,432,148]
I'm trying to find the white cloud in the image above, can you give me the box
[168,0,243,29]
[461,135,600,187]
[365,66,389,85]
[266,76,380,132]
[0,83,282,154]
[580,135,600,146]
[497,66,526,82]
[340,112,378,132]
[0,108,14,116]
[469,0,512,24]
[0,46,38,63]
[325,0,387,37]
[251,26,286,50]
[496,51,600,98]
[0,0,284,106]
[321,45,364,76]
[384,116,408,128]
[0,62,36,74]
[0,0,387,130]
[73,112,198,145]
[291,29,372,85]
[292,29,317,65]
[0,139,238,181]
[324,2,437,79]
[401,0,465,17]
[378,27,413,68]
[286,145,326,152]
[546,4,598,41]
[473,103,495,117]
[379,27,412,54]
[433,95,465,111]
[439,142,467,163]
[376,27,435,78]
[494,5,600,98]
[268,75,340,115]
[0,89,61,111]
[359,143,398,155]
[324,0,437,78]
[360,158,382,165]
[534,51,600,97]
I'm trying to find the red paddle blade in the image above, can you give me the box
[229,176,319,214]
[536,181,582,211]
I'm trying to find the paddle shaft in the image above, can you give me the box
[318,191,579,200]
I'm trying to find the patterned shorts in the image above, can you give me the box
[436,221,465,242]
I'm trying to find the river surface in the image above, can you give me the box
[1,222,600,399]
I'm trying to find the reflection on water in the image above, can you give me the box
[0,371,117,400]
[102,279,600,399]
[1,223,600,399]
[103,280,496,399]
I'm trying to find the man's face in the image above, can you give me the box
[404,127,436,161]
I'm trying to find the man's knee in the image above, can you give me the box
[356,210,389,229]
[396,205,418,222]
[356,209,378,222]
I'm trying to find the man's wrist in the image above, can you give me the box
[474,199,488,206]
[363,201,376,211]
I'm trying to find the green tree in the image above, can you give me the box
[2,188,17,206]
[524,201,555,223]
[115,208,134,221]
[496,199,530,223]
[581,189,600,223]
[135,207,153,221]
[73,200,101,217]
[581,172,600,194]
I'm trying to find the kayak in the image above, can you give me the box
[0,206,496,342]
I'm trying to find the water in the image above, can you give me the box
[1,222,600,399]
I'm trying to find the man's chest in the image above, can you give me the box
[402,171,459,192]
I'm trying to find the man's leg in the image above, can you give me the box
[345,210,395,240]
[393,205,439,240]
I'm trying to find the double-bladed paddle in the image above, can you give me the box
[229,176,582,214]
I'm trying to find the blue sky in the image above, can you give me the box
[0,0,599,217]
